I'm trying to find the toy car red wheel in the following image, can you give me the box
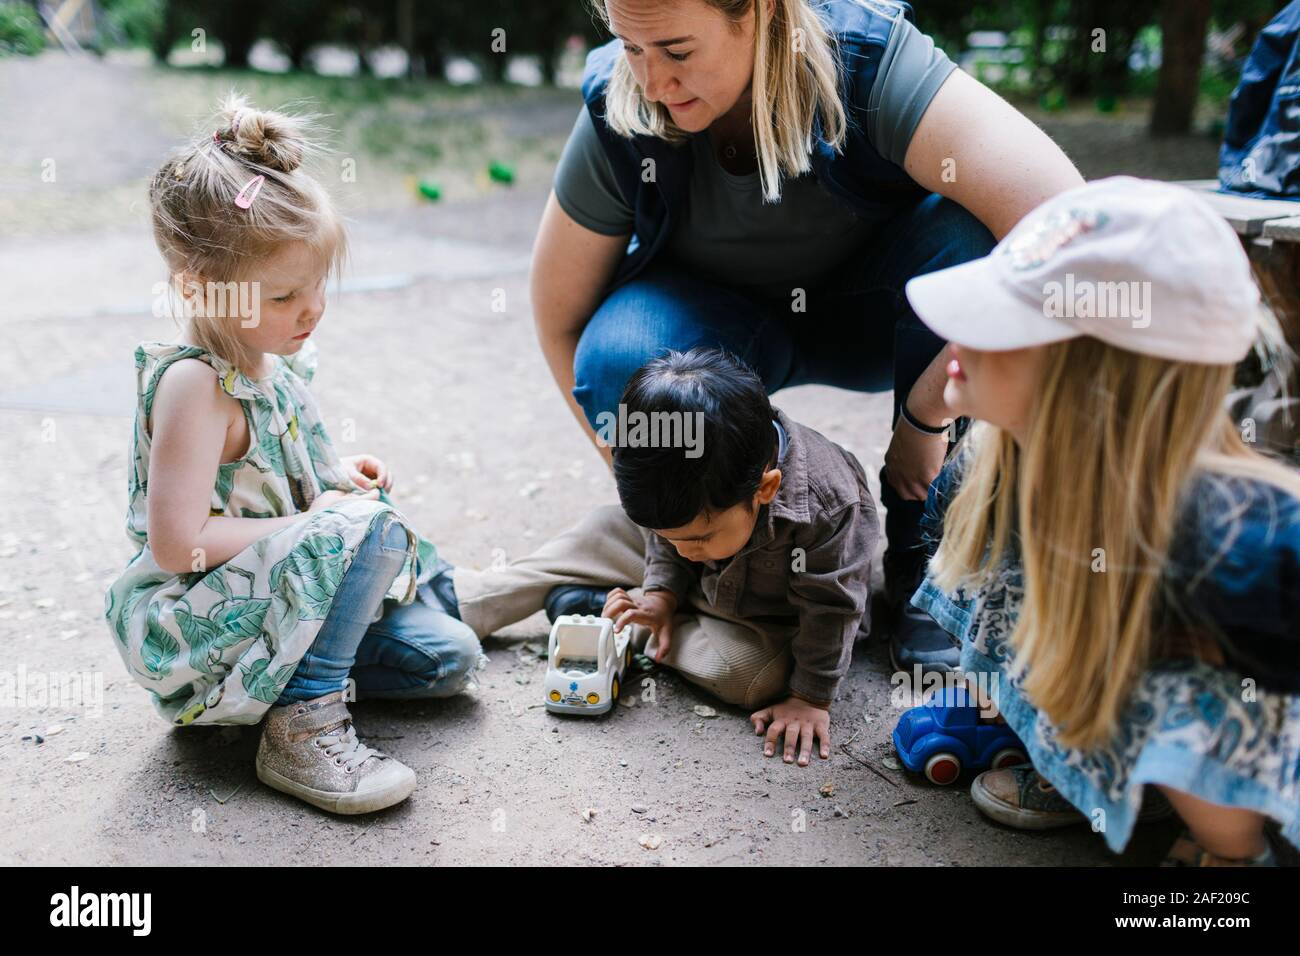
[991,747,1028,769]
[923,753,962,786]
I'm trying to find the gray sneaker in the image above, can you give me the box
[256,690,416,814]
[971,764,1174,830]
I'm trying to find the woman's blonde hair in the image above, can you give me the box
[148,91,348,372]
[930,320,1300,751]
[591,0,847,202]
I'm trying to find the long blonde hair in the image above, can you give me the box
[931,327,1300,750]
[148,91,348,372]
[591,0,847,202]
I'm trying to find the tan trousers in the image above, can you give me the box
[453,506,796,709]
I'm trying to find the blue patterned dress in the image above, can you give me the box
[912,461,1300,852]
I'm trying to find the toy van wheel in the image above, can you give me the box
[991,747,1028,770]
[924,753,962,786]
[624,645,633,671]
[611,675,620,702]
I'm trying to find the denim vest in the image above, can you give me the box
[579,0,930,292]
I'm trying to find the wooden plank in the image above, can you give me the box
[1172,179,1300,237]
[1263,215,1300,242]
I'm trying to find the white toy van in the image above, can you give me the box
[544,614,632,715]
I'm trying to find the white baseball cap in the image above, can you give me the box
[904,176,1262,364]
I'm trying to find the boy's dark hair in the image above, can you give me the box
[612,347,777,529]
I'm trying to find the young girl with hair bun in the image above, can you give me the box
[105,93,482,816]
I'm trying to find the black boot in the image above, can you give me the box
[544,585,611,624]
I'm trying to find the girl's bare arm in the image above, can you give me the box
[146,359,309,575]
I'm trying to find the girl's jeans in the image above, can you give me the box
[276,519,482,705]
[571,192,995,575]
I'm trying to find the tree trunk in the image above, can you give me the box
[541,46,558,86]
[1150,0,1212,137]
[396,0,415,79]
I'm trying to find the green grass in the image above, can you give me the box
[139,64,576,202]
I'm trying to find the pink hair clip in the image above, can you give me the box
[234,174,265,209]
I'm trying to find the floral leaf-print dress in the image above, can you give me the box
[104,341,438,726]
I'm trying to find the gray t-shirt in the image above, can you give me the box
[554,15,956,300]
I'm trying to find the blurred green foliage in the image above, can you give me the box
[915,0,1289,106]
[40,0,1300,123]
[100,0,606,79]
[0,1,46,56]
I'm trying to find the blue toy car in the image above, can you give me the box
[891,686,1028,785]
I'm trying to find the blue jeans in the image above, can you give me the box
[572,192,995,566]
[276,520,482,705]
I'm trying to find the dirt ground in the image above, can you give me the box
[0,52,1211,866]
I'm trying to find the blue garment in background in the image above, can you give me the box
[1219,0,1300,199]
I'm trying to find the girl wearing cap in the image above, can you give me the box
[905,176,1300,865]
[530,0,1084,669]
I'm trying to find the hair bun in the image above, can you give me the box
[219,94,306,173]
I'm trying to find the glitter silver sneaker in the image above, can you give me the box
[256,690,416,814]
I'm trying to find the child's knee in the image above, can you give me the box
[739,653,794,710]
[410,620,483,696]
[378,518,410,553]
[441,622,485,684]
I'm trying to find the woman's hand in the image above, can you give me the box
[603,587,677,662]
[308,487,379,513]
[883,415,949,502]
[340,454,392,492]
[750,696,831,766]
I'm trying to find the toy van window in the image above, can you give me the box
[555,624,601,674]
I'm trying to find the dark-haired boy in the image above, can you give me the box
[442,348,878,765]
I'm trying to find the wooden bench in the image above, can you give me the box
[1176,180,1300,355]
[1175,181,1299,464]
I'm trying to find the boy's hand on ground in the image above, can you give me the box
[340,453,393,492]
[750,696,831,766]
[603,587,676,662]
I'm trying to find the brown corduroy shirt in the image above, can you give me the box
[642,408,879,704]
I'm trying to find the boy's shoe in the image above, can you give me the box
[1161,830,1276,867]
[971,764,1175,830]
[544,585,609,624]
[256,690,416,815]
